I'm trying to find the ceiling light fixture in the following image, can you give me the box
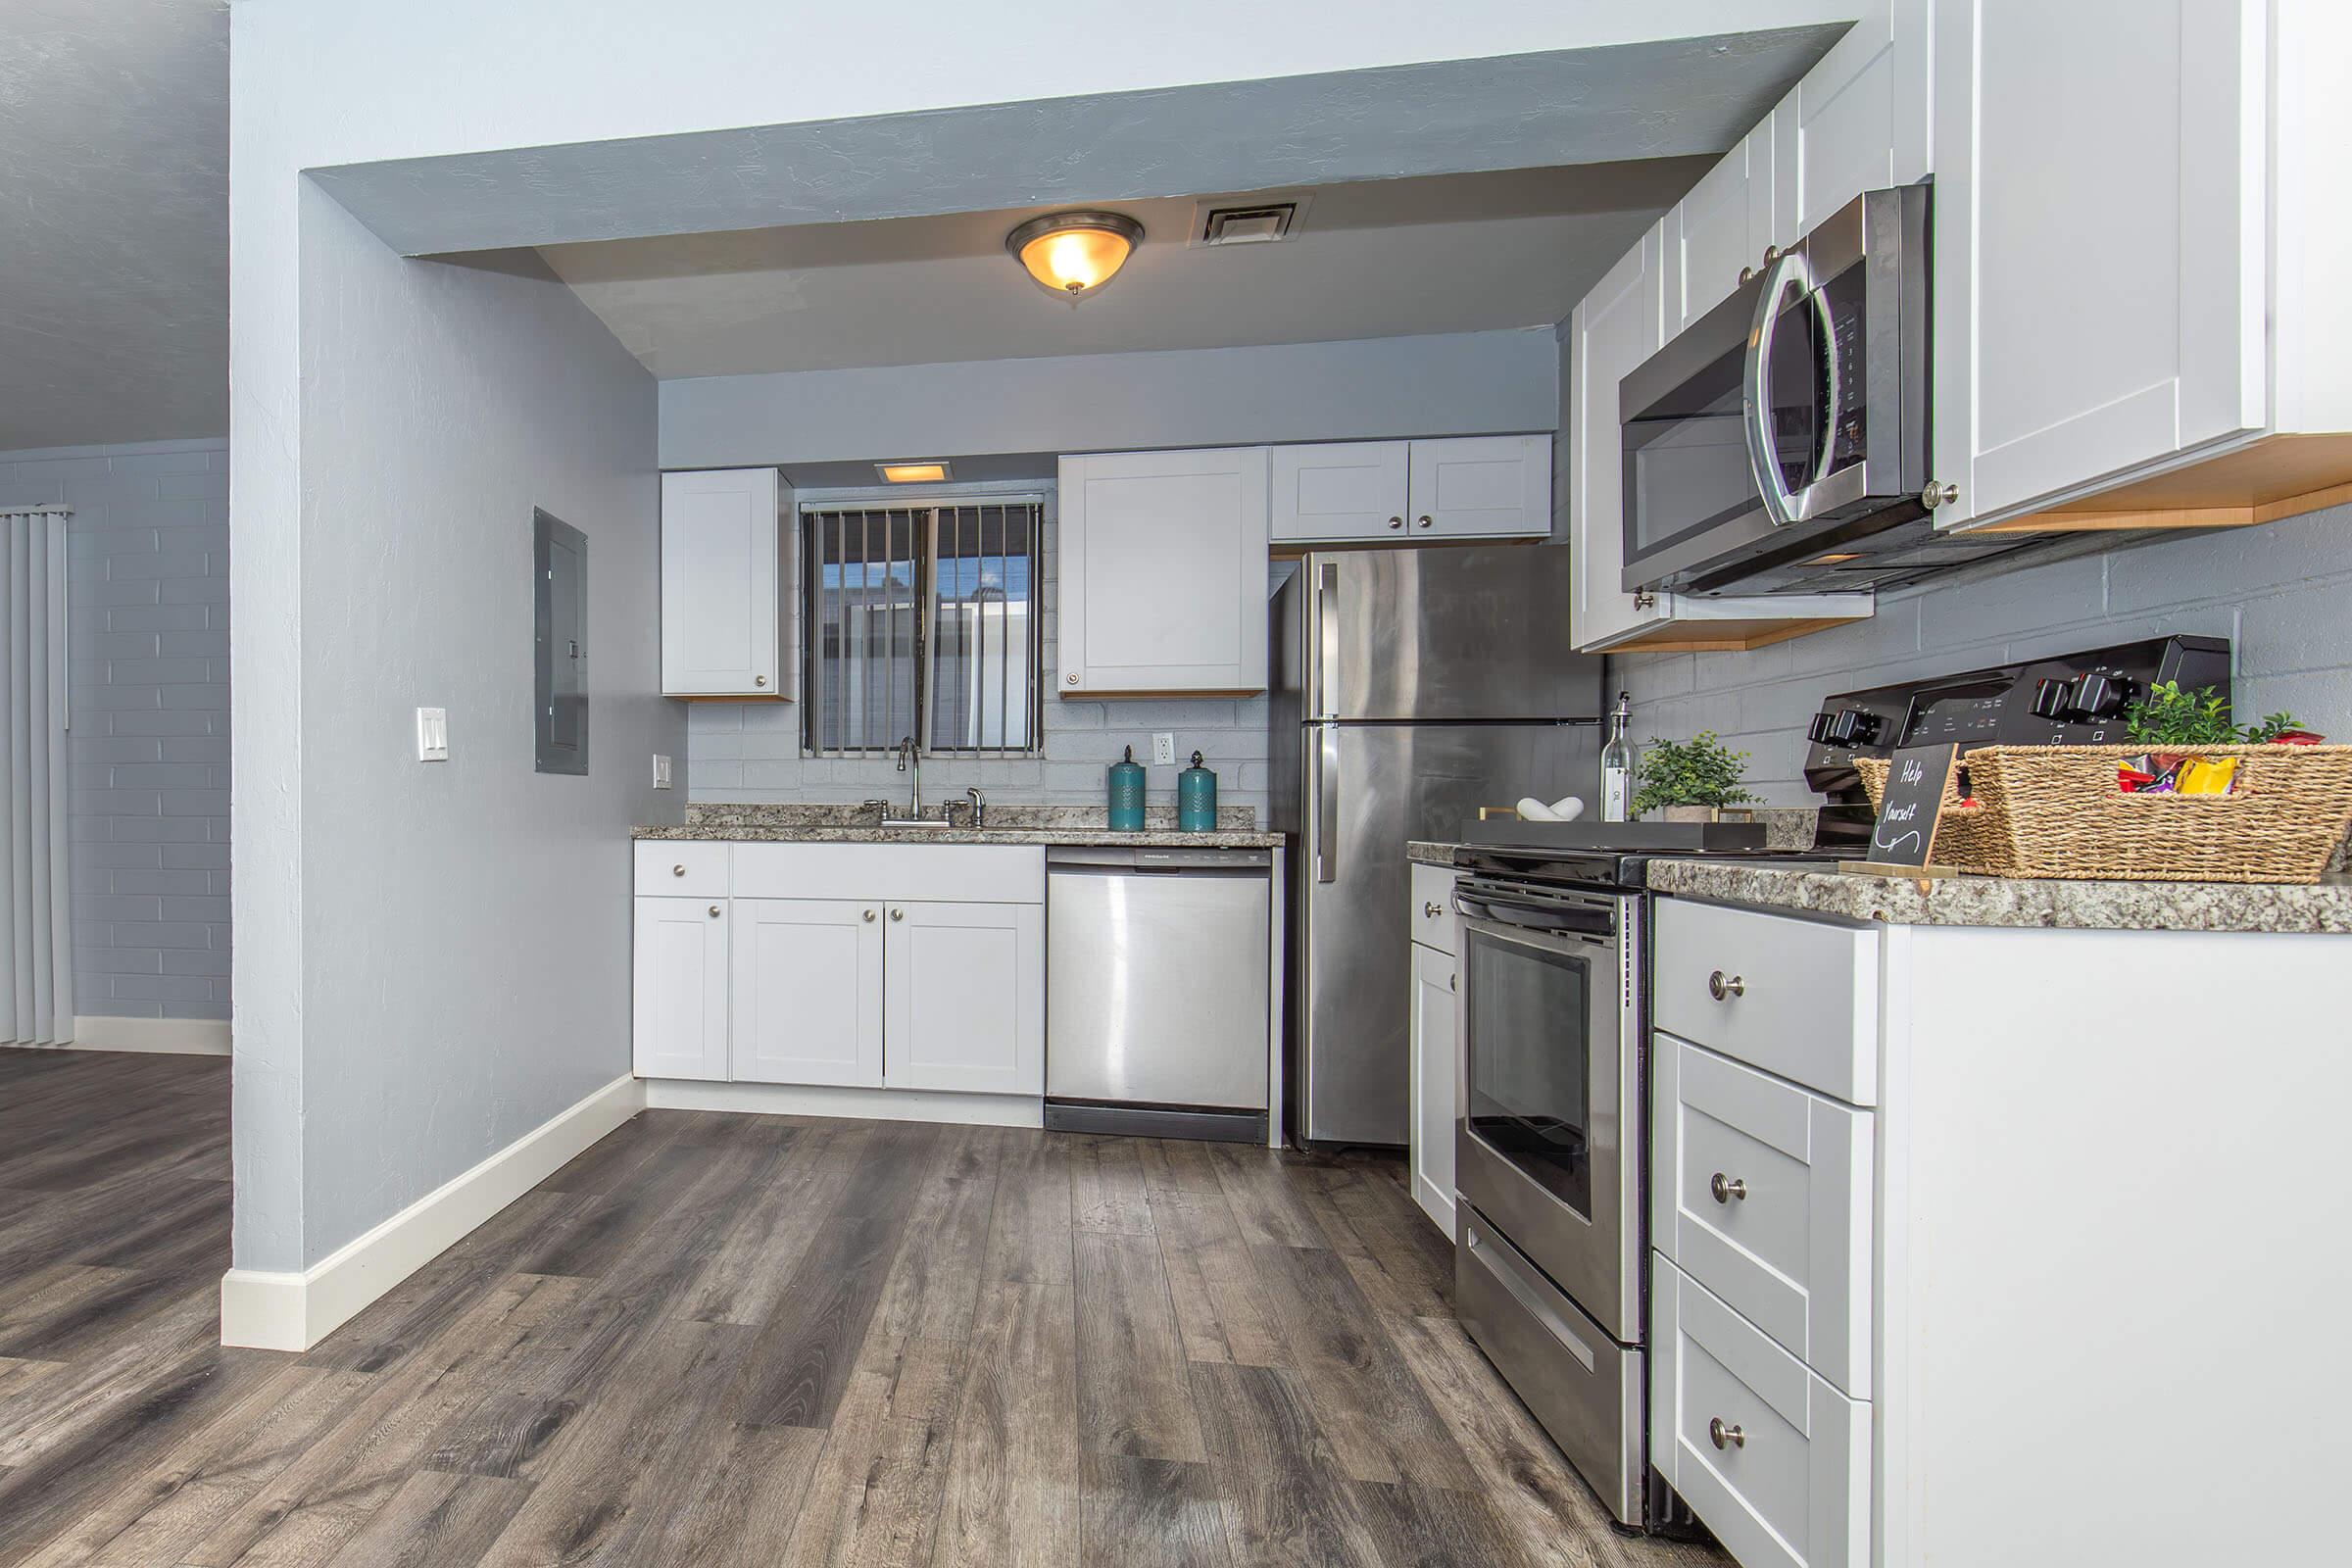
[876,461,953,484]
[1004,211,1144,300]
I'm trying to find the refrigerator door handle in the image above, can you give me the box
[1316,561,1341,719]
[1316,726,1340,884]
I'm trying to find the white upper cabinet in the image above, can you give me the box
[1403,436,1551,539]
[1270,441,1411,542]
[1770,0,1933,247]
[1665,116,1778,338]
[661,467,787,698]
[1269,437,1551,544]
[1929,0,2271,529]
[1057,447,1270,696]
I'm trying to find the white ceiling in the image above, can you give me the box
[0,0,228,451]
[540,159,1710,381]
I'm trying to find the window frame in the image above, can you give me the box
[800,494,1045,760]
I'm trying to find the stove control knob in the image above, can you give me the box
[2064,672,2130,721]
[1811,708,1881,748]
[2031,677,2070,720]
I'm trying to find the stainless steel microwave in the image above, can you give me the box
[1620,183,1932,597]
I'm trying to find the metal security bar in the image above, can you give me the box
[803,501,1042,759]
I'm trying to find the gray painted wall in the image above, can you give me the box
[1608,503,2352,804]
[1,438,231,1022]
[660,331,1559,470]
[230,188,681,1273]
[692,483,1283,814]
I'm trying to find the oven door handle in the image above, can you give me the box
[1455,892,1614,940]
[1742,248,1840,527]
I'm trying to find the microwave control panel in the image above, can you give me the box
[1800,635,2232,802]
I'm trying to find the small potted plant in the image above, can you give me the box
[1632,732,1759,822]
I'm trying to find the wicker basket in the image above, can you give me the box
[1853,757,2020,874]
[1866,745,2352,883]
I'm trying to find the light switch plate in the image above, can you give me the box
[1152,732,1177,766]
[416,707,449,762]
[652,754,673,790]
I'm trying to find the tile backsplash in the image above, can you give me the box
[1608,501,2352,806]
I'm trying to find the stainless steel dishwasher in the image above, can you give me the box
[1045,846,1271,1143]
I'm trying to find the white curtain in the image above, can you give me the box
[2,508,73,1046]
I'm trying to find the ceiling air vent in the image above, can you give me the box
[1194,198,1306,247]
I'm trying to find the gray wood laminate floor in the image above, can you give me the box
[0,1047,1726,1567]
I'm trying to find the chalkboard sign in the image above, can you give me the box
[1864,743,1960,870]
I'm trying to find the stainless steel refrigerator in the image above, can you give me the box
[1270,547,1604,1149]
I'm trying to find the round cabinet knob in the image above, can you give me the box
[1709,1417,1746,1450]
[708,905,722,918]
[754,674,767,687]
[1416,515,1434,529]
[672,864,686,877]
[862,908,877,922]
[1707,970,1745,1002]
[889,907,905,922]
[1423,901,1443,918]
[1761,245,1781,266]
[1066,673,1081,686]
[1388,516,1404,530]
[1710,1172,1748,1204]
[1740,265,1755,283]
[1921,480,1960,510]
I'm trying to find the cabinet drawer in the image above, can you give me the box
[1652,898,1878,1104]
[634,841,729,898]
[1654,1035,1871,1396]
[731,842,1045,905]
[1653,1255,1869,1568]
[1409,861,1460,956]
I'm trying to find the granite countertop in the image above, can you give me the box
[1407,840,1459,867]
[635,803,1284,850]
[1644,858,2352,934]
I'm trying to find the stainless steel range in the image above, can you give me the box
[1448,824,1813,1531]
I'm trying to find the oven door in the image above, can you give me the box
[1619,183,1929,596]
[1453,884,1641,1343]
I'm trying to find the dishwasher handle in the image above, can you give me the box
[1047,847,1270,872]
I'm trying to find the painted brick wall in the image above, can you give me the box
[689,484,1284,814]
[0,439,232,1022]
[1608,501,2352,806]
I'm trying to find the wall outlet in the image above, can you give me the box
[1151,732,1177,767]
[416,707,449,762]
[652,754,673,790]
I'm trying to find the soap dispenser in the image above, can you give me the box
[1107,745,1146,831]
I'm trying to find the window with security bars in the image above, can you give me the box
[803,501,1042,757]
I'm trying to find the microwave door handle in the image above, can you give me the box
[1741,250,1838,527]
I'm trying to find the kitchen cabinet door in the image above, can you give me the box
[1930,0,2266,528]
[661,467,788,697]
[1407,941,1458,1235]
[632,897,728,1081]
[730,898,884,1087]
[1057,448,1270,696]
[1569,227,1672,649]
[883,901,1043,1096]
[1270,441,1410,543]
[1402,436,1551,539]
[1665,115,1777,338]
[1769,0,1932,247]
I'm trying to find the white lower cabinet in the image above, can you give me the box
[730,899,884,1086]
[634,844,1046,1098]
[1406,942,1457,1234]
[1653,1256,1870,1568]
[882,900,1044,1095]
[630,897,729,1081]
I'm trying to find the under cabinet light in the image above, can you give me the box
[876,462,953,484]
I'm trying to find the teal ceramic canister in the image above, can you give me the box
[1107,745,1147,831]
[1178,751,1217,832]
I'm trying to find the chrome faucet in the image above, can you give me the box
[895,736,922,821]
[964,786,986,830]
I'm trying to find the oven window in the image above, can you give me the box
[1464,928,1593,1219]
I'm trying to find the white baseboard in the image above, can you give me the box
[220,1073,645,1352]
[643,1078,1044,1129]
[68,1015,232,1055]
